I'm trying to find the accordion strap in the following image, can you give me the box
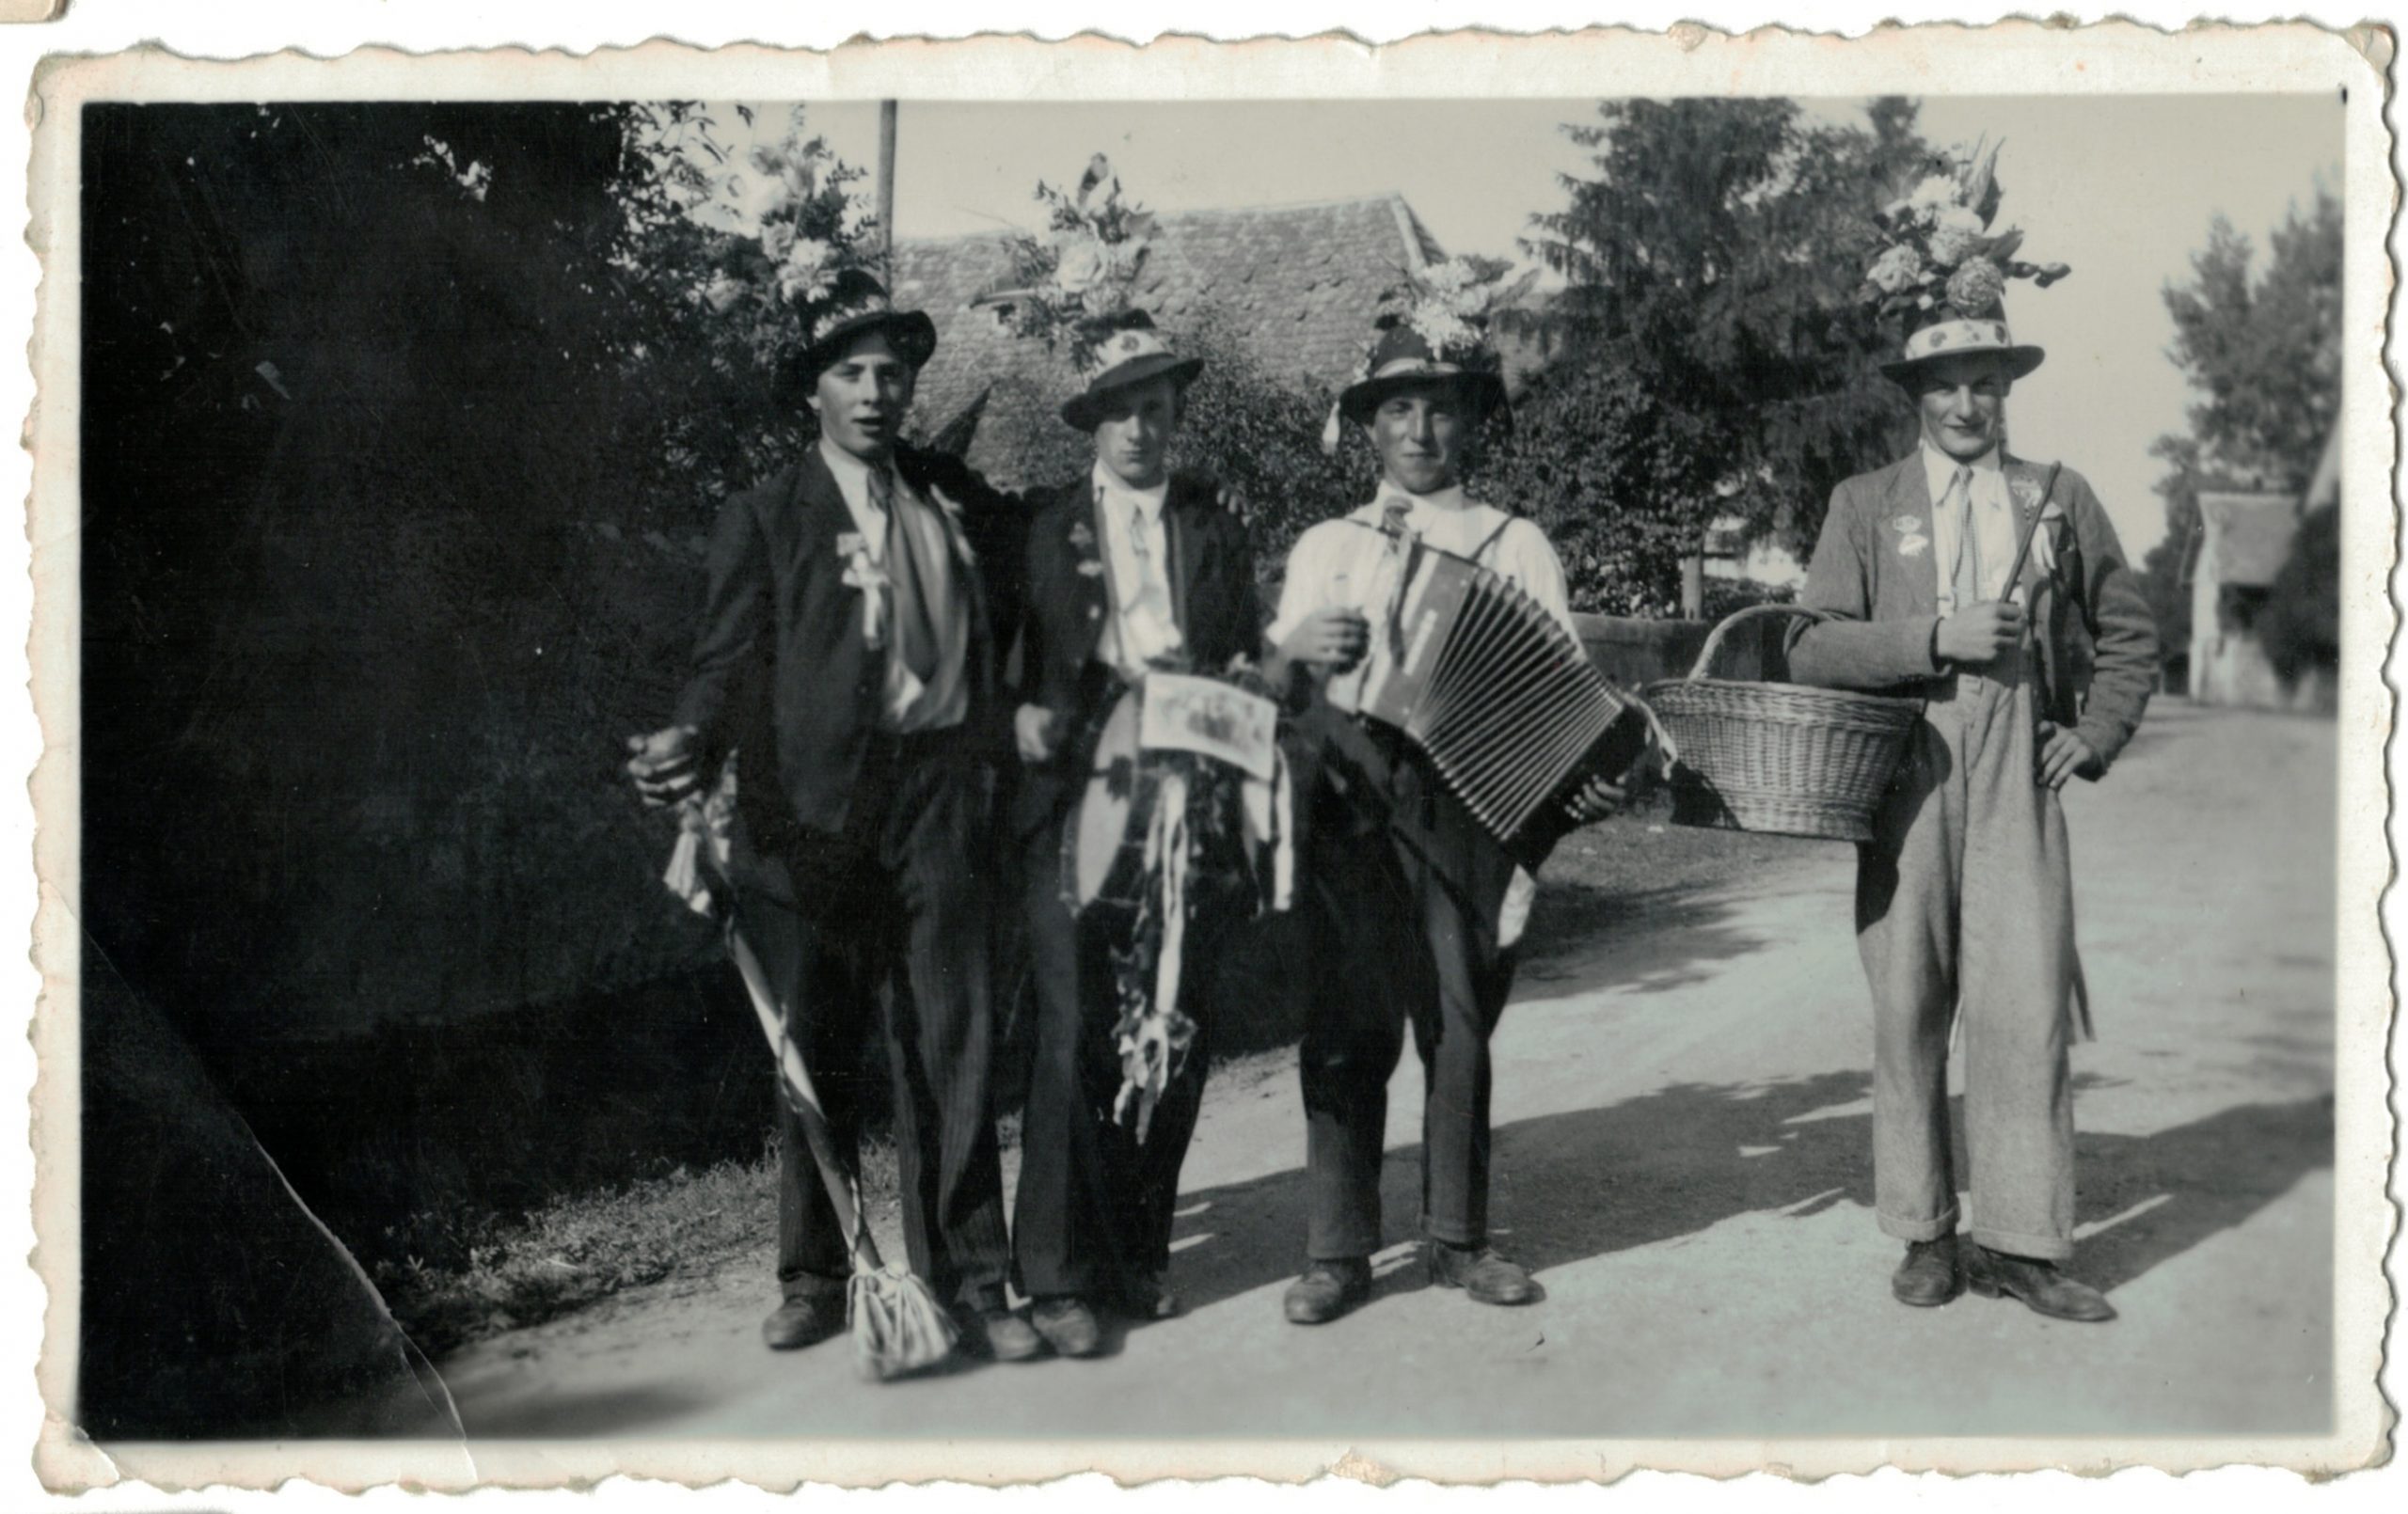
[1468,514,1516,565]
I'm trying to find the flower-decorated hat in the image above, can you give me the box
[1334,257,1529,431]
[976,154,1199,431]
[698,114,934,410]
[1861,136,2068,387]
[1058,308,1205,431]
[772,266,938,408]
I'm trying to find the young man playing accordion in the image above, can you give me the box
[1266,279,1625,1326]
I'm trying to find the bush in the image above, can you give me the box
[2258,503,2339,687]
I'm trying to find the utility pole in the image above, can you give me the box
[877,100,898,282]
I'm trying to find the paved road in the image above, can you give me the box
[443,702,2337,1446]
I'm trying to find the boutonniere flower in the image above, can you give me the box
[1068,519,1097,554]
[835,531,887,648]
[1891,513,1922,535]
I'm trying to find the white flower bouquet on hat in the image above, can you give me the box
[978,153,1161,374]
[689,112,880,329]
[1860,136,2071,325]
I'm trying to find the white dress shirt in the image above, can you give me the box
[1092,463,1185,677]
[818,436,971,733]
[1269,481,1576,715]
[1921,440,2019,614]
[1269,480,1575,949]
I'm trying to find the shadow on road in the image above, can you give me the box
[1164,1072,2334,1316]
[1513,879,1808,996]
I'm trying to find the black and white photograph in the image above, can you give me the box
[18,16,2394,1494]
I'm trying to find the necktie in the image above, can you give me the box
[878,467,941,685]
[1945,465,1981,609]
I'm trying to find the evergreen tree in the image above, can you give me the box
[1504,97,1927,612]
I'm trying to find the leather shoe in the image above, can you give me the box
[1029,1296,1106,1358]
[955,1304,1049,1362]
[1282,1258,1372,1325]
[1967,1245,2117,1323]
[1424,1241,1545,1306]
[1890,1235,1963,1307]
[1116,1273,1183,1321]
[761,1285,847,1351]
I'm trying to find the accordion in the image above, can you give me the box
[1356,542,1652,870]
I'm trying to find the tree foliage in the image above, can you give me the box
[1511,98,1927,609]
[2138,186,2343,673]
[84,103,758,1045]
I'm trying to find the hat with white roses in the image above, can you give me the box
[773,266,939,407]
[1334,257,1527,431]
[1058,309,1205,431]
[1861,137,2066,388]
[1336,314,1508,428]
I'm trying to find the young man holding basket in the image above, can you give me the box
[1789,149,2157,1321]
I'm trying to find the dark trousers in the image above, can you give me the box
[1298,814,1516,1260]
[1011,821,1212,1300]
[737,737,1013,1313]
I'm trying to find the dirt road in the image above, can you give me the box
[443,702,2337,1443]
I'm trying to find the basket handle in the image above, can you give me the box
[1685,603,1830,682]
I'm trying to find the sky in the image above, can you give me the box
[711,94,2342,557]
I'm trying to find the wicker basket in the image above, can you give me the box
[1641,604,1924,843]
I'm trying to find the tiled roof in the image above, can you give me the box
[891,194,1447,481]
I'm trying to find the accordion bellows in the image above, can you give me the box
[1359,545,1651,868]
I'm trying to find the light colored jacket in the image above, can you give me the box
[1789,451,2159,774]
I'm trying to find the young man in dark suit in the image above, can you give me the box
[627,268,1044,1364]
[1005,310,1263,1357]
[1789,305,2157,1323]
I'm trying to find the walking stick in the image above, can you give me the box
[2001,462,2064,614]
[662,793,958,1382]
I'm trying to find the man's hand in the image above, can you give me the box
[1563,774,1628,825]
[1015,702,1068,765]
[1212,483,1252,522]
[625,724,703,808]
[1934,600,2025,665]
[2035,719,2101,790]
[1277,607,1370,674]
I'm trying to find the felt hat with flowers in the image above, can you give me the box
[775,266,938,405]
[976,154,1203,430]
[1057,308,1205,432]
[690,115,937,411]
[1861,136,2069,387]
[1323,257,1532,451]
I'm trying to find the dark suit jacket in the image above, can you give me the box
[1008,470,1263,839]
[674,442,1033,841]
[1788,450,2158,774]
